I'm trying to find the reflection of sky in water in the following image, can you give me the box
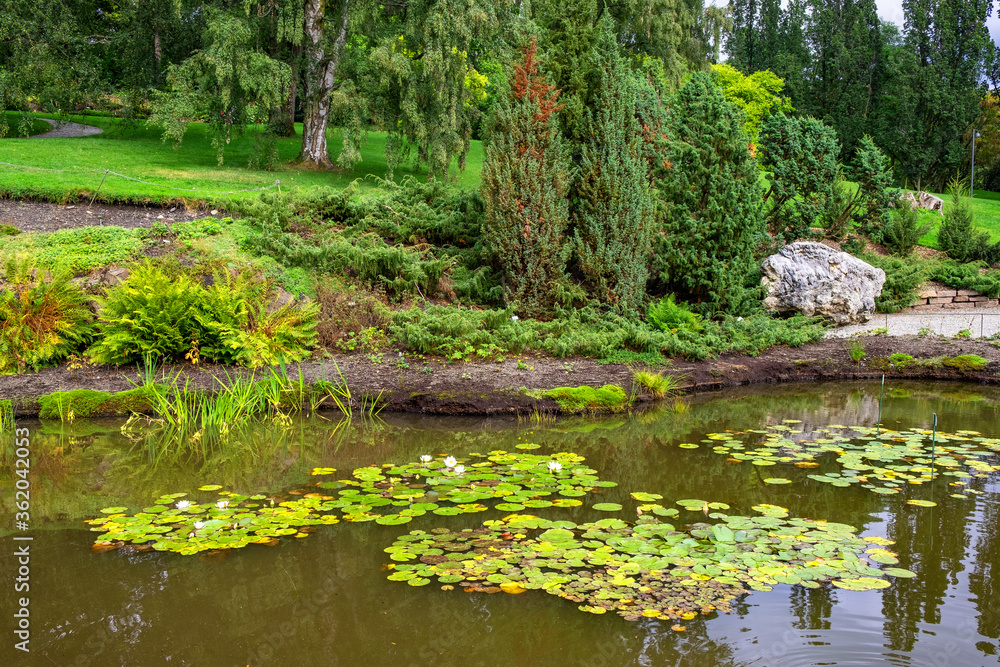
[5,380,1000,666]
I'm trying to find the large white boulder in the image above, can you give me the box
[761,242,885,325]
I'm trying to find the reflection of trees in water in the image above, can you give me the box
[880,488,979,653]
[969,487,1000,645]
[788,585,833,631]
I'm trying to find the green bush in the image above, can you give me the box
[199,271,319,368]
[938,178,991,263]
[390,304,824,362]
[656,73,767,317]
[861,253,927,313]
[927,260,1000,298]
[88,263,207,364]
[647,294,703,333]
[0,262,94,373]
[883,200,932,256]
[88,263,318,366]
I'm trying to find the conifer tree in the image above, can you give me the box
[481,39,571,318]
[656,72,766,316]
[573,15,653,313]
[938,178,990,263]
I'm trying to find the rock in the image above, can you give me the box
[901,191,944,215]
[268,288,295,313]
[761,242,886,325]
[85,266,130,288]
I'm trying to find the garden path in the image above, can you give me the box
[30,118,103,138]
[827,308,1000,339]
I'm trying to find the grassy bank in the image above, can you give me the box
[0,112,484,205]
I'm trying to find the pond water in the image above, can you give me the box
[3,380,1000,666]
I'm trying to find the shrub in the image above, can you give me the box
[759,113,840,243]
[199,271,320,368]
[572,16,653,312]
[656,73,767,316]
[883,200,932,256]
[848,340,866,363]
[481,39,571,317]
[938,177,991,263]
[861,253,927,313]
[88,263,318,366]
[647,294,703,334]
[88,263,206,364]
[0,262,94,373]
[927,260,1000,298]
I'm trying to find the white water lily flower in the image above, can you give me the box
[216,500,229,510]
[193,521,205,530]
[420,455,432,463]
[453,465,466,474]
[547,461,562,473]
[176,500,192,510]
[444,456,458,468]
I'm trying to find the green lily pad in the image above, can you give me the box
[592,503,623,512]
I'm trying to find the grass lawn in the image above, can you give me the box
[0,112,483,205]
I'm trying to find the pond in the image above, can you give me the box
[2,380,999,666]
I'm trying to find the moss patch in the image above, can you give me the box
[543,384,631,413]
[38,387,157,420]
[942,354,989,372]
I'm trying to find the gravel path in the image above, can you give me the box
[30,118,103,138]
[827,308,1000,338]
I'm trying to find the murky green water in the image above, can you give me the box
[3,380,1000,666]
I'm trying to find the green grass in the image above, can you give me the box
[1,111,52,137]
[0,112,484,204]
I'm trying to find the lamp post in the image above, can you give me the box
[972,129,982,198]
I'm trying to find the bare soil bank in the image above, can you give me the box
[3,336,1000,417]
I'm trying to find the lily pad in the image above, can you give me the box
[592,503,623,512]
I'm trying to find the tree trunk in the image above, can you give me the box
[300,0,349,168]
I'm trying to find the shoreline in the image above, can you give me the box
[4,335,1000,418]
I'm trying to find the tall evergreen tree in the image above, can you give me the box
[481,40,571,317]
[656,73,766,316]
[885,0,993,189]
[573,15,653,312]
